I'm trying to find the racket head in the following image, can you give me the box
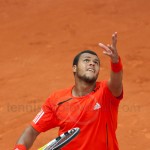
[39,127,80,150]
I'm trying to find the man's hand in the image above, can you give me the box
[98,32,119,63]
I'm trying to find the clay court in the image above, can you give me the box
[0,0,150,149]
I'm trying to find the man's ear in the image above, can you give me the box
[72,65,77,73]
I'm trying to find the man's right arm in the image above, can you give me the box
[14,125,40,150]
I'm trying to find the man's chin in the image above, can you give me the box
[83,76,97,83]
[77,74,98,83]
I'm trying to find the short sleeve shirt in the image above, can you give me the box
[31,81,123,150]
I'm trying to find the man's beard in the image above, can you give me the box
[77,73,98,84]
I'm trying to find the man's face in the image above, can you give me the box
[73,53,100,83]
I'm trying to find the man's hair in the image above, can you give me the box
[73,50,98,66]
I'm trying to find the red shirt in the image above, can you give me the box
[31,81,123,150]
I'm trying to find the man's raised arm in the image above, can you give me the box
[99,32,123,97]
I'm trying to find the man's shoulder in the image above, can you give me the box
[47,86,72,103]
[96,80,108,88]
[42,87,73,108]
[52,86,72,96]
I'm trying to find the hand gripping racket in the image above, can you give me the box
[38,127,80,150]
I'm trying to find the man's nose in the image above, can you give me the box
[89,61,95,66]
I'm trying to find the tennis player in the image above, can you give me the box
[14,32,123,150]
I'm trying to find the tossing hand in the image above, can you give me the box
[98,32,119,63]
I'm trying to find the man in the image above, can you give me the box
[14,32,123,150]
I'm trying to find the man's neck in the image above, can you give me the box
[72,81,96,97]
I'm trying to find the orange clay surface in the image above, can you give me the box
[0,0,150,149]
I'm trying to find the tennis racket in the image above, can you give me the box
[38,127,80,150]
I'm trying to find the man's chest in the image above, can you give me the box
[55,95,103,125]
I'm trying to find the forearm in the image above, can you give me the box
[15,126,40,149]
[109,70,123,89]
[108,57,123,97]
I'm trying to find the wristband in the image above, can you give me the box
[111,57,123,72]
[14,145,27,150]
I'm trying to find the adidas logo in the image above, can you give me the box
[94,102,101,110]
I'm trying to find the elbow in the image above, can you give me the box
[108,81,123,97]
[110,85,123,97]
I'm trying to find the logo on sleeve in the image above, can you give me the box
[33,109,44,124]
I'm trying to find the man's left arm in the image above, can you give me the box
[99,32,123,97]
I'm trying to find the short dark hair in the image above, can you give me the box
[73,50,98,66]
